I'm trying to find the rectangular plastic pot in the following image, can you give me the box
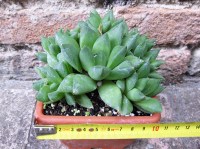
[34,101,161,149]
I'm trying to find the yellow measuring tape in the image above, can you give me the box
[35,122,200,140]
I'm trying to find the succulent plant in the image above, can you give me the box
[33,10,165,115]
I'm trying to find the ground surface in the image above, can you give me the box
[0,78,199,149]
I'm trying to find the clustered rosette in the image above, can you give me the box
[33,10,164,115]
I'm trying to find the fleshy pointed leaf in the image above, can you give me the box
[135,97,162,113]
[79,24,99,49]
[76,94,93,109]
[65,93,76,106]
[151,60,165,70]
[135,78,149,91]
[58,73,96,95]
[79,47,95,71]
[86,22,100,34]
[107,46,127,69]
[127,88,145,102]
[116,80,125,93]
[47,54,58,69]
[111,19,128,35]
[57,53,65,62]
[88,10,101,28]
[122,34,138,52]
[41,37,51,53]
[125,55,144,69]
[93,34,111,66]
[107,22,124,48]
[144,49,160,62]
[33,79,46,91]
[61,44,82,72]
[102,10,115,23]
[48,37,56,45]
[57,74,75,93]
[132,35,147,50]
[106,61,134,80]
[102,21,111,33]
[50,83,59,91]
[70,29,79,41]
[46,66,62,84]
[49,44,60,56]
[129,28,139,35]
[142,78,161,96]
[72,74,97,95]
[48,91,64,102]
[122,20,129,35]
[88,66,110,81]
[134,42,147,58]
[35,67,47,78]
[127,51,134,56]
[98,81,122,111]
[57,53,73,73]
[55,29,80,51]
[146,39,156,51]
[137,61,150,78]
[111,18,123,28]
[149,72,165,80]
[55,62,70,78]
[36,52,47,63]
[36,85,51,102]
[125,73,138,92]
[148,85,165,97]
[119,96,133,115]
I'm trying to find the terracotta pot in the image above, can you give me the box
[35,101,161,149]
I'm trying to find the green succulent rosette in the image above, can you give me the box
[33,10,164,115]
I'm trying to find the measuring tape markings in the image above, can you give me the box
[36,122,200,139]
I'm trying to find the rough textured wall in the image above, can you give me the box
[2,0,200,7]
[0,0,200,84]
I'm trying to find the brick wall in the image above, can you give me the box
[0,0,200,83]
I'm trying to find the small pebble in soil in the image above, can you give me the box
[44,90,151,117]
[61,107,66,113]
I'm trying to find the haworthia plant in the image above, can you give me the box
[34,10,165,115]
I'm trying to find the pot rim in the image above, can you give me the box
[35,101,161,125]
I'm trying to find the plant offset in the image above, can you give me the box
[33,10,164,116]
